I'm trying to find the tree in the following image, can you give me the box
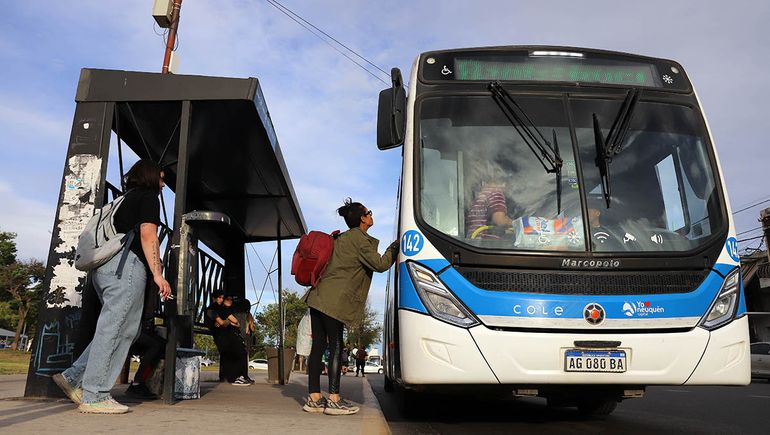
[0,231,17,267]
[255,289,307,349]
[0,259,45,350]
[345,302,382,351]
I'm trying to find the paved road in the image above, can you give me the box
[368,374,770,434]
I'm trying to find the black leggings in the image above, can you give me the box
[308,308,344,395]
[215,330,248,383]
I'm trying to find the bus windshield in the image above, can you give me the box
[418,94,725,253]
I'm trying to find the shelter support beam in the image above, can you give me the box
[163,100,192,404]
[24,102,115,397]
[277,219,285,385]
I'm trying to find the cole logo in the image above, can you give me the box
[725,237,740,262]
[401,230,424,257]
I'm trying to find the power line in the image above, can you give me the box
[736,226,762,237]
[266,0,390,78]
[737,234,764,243]
[263,0,390,86]
[733,197,770,215]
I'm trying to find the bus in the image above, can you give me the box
[376,46,749,416]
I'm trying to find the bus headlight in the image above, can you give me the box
[700,269,740,331]
[406,261,479,328]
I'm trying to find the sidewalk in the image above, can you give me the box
[0,372,389,434]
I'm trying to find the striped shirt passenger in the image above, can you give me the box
[466,184,508,239]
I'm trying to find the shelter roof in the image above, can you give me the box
[75,68,307,255]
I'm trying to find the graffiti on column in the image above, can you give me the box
[33,320,74,375]
[47,153,102,308]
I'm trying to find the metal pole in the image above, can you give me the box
[761,208,770,264]
[162,0,182,74]
[162,100,192,404]
[277,218,285,385]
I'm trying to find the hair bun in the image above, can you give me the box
[337,197,353,217]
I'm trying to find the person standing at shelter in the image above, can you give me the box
[53,159,171,414]
[354,347,368,377]
[302,198,398,415]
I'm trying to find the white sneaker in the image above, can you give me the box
[53,373,83,405]
[78,398,129,414]
[231,376,251,386]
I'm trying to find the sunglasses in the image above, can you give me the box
[364,210,373,217]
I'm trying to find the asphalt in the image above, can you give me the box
[0,371,389,434]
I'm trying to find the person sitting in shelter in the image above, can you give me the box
[228,296,256,384]
[126,281,166,400]
[205,291,251,386]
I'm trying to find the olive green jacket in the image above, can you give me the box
[302,228,398,326]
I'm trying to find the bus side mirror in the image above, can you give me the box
[377,68,406,150]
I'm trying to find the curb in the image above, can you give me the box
[361,376,390,435]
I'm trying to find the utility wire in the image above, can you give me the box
[737,234,764,243]
[733,197,770,215]
[265,0,390,78]
[736,226,762,237]
[263,0,390,86]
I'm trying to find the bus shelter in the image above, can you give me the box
[24,68,306,403]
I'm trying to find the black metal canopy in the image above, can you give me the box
[76,68,307,255]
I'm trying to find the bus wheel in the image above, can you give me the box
[396,386,424,417]
[383,375,394,393]
[576,397,618,417]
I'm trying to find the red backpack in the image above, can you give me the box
[291,230,340,287]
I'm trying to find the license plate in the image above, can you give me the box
[564,349,627,373]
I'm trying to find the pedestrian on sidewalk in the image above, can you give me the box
[53,159,171,414]
[301,198,398,415]
[354,347,368,377]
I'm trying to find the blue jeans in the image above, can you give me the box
[62,250,146,403]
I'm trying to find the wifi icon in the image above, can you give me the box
[594,232,610,243]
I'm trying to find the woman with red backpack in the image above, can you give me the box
[301,198,398,415]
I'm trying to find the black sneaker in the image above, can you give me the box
[126,382,158,400]
[324,398,360,415]
[245,376,256,384]
[302,396,327,413]
[231,376,251,386]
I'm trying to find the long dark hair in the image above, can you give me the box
[337,197,367,229]
[124,159,162,193]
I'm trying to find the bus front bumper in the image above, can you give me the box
[398,310,750,386]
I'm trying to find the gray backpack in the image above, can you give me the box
[74,194,137,277]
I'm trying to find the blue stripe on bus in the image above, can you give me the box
[398,262,428,313]
[400,259,736,320]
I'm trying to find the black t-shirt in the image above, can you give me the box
[113,188,161,271]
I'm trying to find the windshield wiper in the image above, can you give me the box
[592,89,641,208]
[489,81,563,214]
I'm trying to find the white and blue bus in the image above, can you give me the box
[376,46,749,415]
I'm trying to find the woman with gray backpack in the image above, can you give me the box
[53,159,171,414]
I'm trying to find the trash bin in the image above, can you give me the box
[267,347,295,384]
[175,347,206,399]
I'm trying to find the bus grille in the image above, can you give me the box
[456,268,709,295]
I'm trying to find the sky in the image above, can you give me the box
[1,1,769,344]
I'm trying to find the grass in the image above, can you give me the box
[0,349,31,375]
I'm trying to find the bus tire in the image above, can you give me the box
[577,397,618,417]
[396,385,424,417]
[383,375,394,393]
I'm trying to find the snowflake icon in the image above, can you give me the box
[662,74,674,84]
